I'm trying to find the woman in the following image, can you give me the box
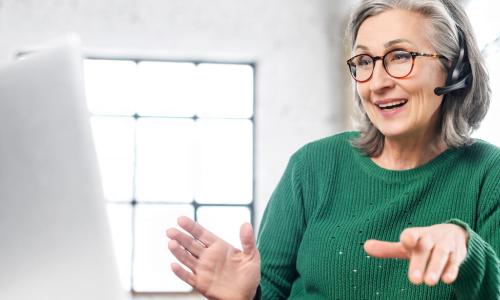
[167,0,500,299]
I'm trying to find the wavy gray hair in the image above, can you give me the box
[346,0,491,156]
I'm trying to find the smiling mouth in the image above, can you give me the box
[376,99,408,110]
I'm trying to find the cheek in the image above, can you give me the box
[356,83,370,103]
[403,64,446,99]
[418,64,447,92]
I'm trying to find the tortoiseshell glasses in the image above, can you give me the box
[346,49,446,83]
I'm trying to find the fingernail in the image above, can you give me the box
[428,273,438,283]
[412,270,422,280]
[446,272,455,281]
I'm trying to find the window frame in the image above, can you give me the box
[84,55,257,294]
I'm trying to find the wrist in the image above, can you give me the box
[447,219,471,242]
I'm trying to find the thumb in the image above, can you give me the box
[240,223,257,255]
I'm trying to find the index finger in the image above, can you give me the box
[364,240,409,259]
[177,216,218,246]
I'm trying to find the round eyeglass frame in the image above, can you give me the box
[346,50,447,83]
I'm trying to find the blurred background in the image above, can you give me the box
[0,0,497,299]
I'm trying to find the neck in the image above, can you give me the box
[372,131,448,170]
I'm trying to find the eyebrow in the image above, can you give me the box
[384,38,415,48]
[355,38,416,51]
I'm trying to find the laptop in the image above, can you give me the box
[0,36,126,300]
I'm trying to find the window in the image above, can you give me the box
[84,59,255,293]
[467,0,500,146]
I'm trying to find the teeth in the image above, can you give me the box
[377,100,407,108]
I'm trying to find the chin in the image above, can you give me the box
[375,125,410,139]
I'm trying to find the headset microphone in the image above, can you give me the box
[434,74,470,96]
[434,29,472,96]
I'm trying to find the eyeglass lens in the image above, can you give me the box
[349,50,413,82]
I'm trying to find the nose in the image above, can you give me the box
[369,60,395,92]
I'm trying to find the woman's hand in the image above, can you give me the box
[166,216,261,300]
[364,223,469,286]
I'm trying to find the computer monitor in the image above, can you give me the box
[0,36,126,300]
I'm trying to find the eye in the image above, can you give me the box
[387,51,412,63]
[354,55,373,67]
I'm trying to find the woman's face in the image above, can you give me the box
[354,9,447,141]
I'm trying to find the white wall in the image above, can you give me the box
[0,0,355,298]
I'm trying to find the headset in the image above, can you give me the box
[434,28,472,96]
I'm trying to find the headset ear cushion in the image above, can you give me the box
[434,29,472,96]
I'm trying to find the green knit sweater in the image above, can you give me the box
[257,132,500,299]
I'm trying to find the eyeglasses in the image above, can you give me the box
[346,49,446,83]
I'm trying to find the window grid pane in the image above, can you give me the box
[91,116,135,202]
[84,58,255,293]
[195,63,254,118]
[197,206,252,248]
[197,119,253,204]
[135,118,196,203]
[84,59,137,115]
[136,61,197,117]
[106,203,133,290]
[133,204,195,292]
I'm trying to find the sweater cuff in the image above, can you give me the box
[447,218,486,297]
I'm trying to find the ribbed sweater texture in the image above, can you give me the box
[257,132,500,299]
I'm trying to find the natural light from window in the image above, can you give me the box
[467,0,500,146]
[84,59,254,293]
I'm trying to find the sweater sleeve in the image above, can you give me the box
[450,164,500,299]
[256,151,308,299]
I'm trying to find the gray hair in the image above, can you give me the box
[346,0,491,156]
